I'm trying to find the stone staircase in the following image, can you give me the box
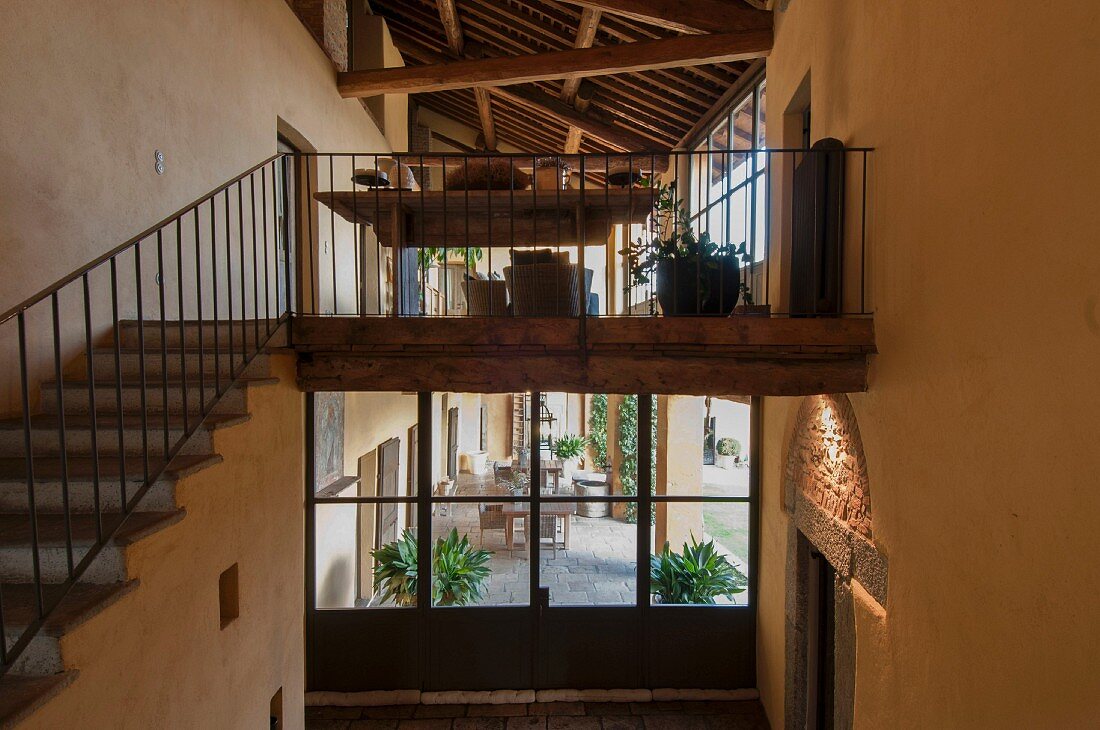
[0,319,282,727]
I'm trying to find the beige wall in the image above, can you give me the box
[0,0,399,409]
[23,356,305,729]
[757,1,1100,727]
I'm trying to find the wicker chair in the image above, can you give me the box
[523,514,563,558]
[504,264,594,317]
[462,278,508,316]
[478,503,507,547]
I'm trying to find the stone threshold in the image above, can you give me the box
[306,688,759,707]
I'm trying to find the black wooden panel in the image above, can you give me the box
[540,608,642,688]
[647,606,755,689]
[428,607,533,690]
[790,138,845,316]
[309,609,419,692]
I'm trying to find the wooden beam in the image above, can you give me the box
[563,7,603,154]
[493,84,662,151]
[558,0,772,35]
[435,0,465,55]
[338,29,772,97]
[297,354,869,396]
[474,88,497,150]
[676,57,765,148]
[562,8,603,105]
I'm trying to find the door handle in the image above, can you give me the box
[536,586,550,614]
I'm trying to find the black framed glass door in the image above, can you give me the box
[306,391,759,693]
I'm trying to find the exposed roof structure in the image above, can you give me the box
[361,0,771,152]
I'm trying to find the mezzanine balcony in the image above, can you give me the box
[289,148,874,396]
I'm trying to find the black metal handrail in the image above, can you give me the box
[292,146,873,319]
[0,154,293,675]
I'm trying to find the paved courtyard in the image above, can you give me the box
[428,470,749,607]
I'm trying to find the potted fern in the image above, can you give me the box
[372,528,492,607]
[553,433,585,485]
[650,536,747,604]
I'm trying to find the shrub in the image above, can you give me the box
[553,433,585,461]
[650,536,748,604]
[372,528,492,607]
[716,437,742,457]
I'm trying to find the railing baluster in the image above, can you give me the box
[225,190,235,379]
[157,231,170,464]
[261,165,272,334]
[50,293,74,579]
[110,258,128,512]
[194,207,206,417]
[82,274,102,542]
[17,312,44,617]
[212,194,222,397]
[134,243,150,496]
[177,218,189,434]
[329,156,338,314]
[237,182,247,368]
[251,171,260,348]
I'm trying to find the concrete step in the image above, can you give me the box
[115,319,285,349]
[0,510,183,583]
[2,581,138,676]
[0,473,177,514]
[0,411,249,459]
[0,672,77,729]
[76,348,269,382]
[38,377,272,415]
[0,453,221,486]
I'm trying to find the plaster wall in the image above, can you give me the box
[756,1,1100,727]
[22,356,306,729]
[0,0,396,407]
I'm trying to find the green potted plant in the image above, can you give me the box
[553,433,585,483]
[650,535,748,604]
[716,437,742,469]
[417,246,482,271]
[621,182,741,316]
[372,528,492,607]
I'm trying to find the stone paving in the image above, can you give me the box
[432,474,637,606]
[305,700,770,729]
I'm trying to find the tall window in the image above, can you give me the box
[689,77,767,266]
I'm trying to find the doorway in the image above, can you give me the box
[306,391,760,693]
[806,550,836,730]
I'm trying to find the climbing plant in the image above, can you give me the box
[587,394,608,469]
[618,395,657,524]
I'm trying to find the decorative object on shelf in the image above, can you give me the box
[732,278,771,316]
[444,157,531,190]
[621,183,743,316]
[371,528,492,607]
[535,157,571,190]
[351,167,390,187]
[553,433,585,482]
[716,437,742,469]
[650,536,747,605]
[607,158,644,188]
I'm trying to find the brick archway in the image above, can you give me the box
[784,394,872,539]
[782,394,887,730]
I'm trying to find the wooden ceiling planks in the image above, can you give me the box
[368,0,761,152]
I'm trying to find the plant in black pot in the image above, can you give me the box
[621,183,743,315]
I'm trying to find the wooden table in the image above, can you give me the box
[502,501,576,552]
[313,187,657,249]
[511,458,564,491]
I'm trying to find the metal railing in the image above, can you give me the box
[295,147,872,319]
[0,155,293,675]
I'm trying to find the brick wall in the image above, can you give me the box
[286,0,348,71]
